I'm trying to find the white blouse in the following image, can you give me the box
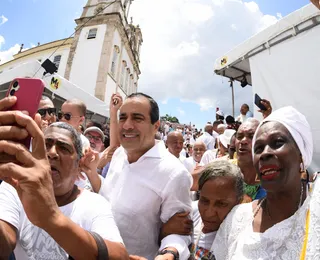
[212,196,310,260]
[212,176,320,260]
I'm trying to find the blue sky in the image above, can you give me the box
[0,0,310,128]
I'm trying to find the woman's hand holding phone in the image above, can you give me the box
[259,99,272,119]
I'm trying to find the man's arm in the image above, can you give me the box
[158,167,193,260]
[0,221,16,259]
[43,212,128,260]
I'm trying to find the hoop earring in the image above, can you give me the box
[300,158,309,183]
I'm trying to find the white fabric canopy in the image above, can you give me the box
[0,61,109,117]
[213,3,320,171]
[214,4,320,85]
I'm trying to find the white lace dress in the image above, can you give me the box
[211,177,320,260]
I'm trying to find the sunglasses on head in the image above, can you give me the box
[38,108,57,118]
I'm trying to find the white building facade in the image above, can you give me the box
[0,0,142,103]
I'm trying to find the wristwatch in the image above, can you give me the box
[158,249,179,260]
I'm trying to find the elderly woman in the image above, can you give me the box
[161,159,244,259]
[212,106,319,259]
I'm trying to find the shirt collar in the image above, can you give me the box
[136,140,168,160]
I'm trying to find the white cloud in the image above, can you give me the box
[277,12,283,19]
[0,35,4,47]
[0,15,8,26]
[177,107,186,116]
[130,0,279,118]
[0,43,20,65]
[175,41,200,57]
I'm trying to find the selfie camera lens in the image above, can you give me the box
[13,81,18,88]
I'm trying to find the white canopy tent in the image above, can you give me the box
[0,61,109,118]
[214,4,320,171]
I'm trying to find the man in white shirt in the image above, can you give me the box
[196,124,215,150]
[166,131,186,162]
[0,97,127,260]
[183,141,206,173]
[99,93,192,260]
[236,103,253,123]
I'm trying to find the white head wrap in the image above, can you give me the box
[252,106,313,169]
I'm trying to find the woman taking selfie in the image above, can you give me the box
[212,106,319,259]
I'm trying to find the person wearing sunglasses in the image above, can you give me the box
[84,127,105,153]
[38,95,57,131]
[59,99,90,151]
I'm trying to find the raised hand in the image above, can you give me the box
[0,106,59,229]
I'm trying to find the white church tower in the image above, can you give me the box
[64,0,143,102]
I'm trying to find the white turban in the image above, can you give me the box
[252,106,313,169]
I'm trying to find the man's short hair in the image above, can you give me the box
[242,104,249,110]
[47,122,83,160]
[64,99,87,116]
[127,92,159,124]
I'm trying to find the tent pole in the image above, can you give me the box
[230,79,235,118]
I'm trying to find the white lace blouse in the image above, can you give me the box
[212,196,310,259]
[212,177,320,260]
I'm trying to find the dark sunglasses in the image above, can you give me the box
[38,108,57,118]
[58,112,81,121]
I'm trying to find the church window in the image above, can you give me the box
[129,74,134,94]
[124,68,130,93]
[120,61,127,88]
[53,55,62,69]
[87,28,98,39]
[110,46,120,77]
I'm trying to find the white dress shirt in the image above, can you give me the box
[197,132,215,150]
[183,157,197,173]
[200,149,218,166]
[99,141,192,260]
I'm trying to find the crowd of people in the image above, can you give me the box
[0,87,319,260]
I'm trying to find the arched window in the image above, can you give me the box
[110,45,120,77]
[129,74,134,94]
[87,28,98,39]
[120,61,127,88]
[53,55,61,69]
[124,68,131,93]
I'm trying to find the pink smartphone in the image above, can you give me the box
[5,78,45,148]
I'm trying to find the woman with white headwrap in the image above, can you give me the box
[211,106,319,260]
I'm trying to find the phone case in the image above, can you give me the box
[5,78,45,148]
[254,94,267,111]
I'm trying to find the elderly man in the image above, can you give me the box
[166,131,185,161]
[98,93,192,260]
[183,141,206,173]
[0,96,128,259]
[197,124,215,150]
[217,124,226,135]
[84,126,105,153]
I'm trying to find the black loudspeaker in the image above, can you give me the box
[41,59,58,75]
